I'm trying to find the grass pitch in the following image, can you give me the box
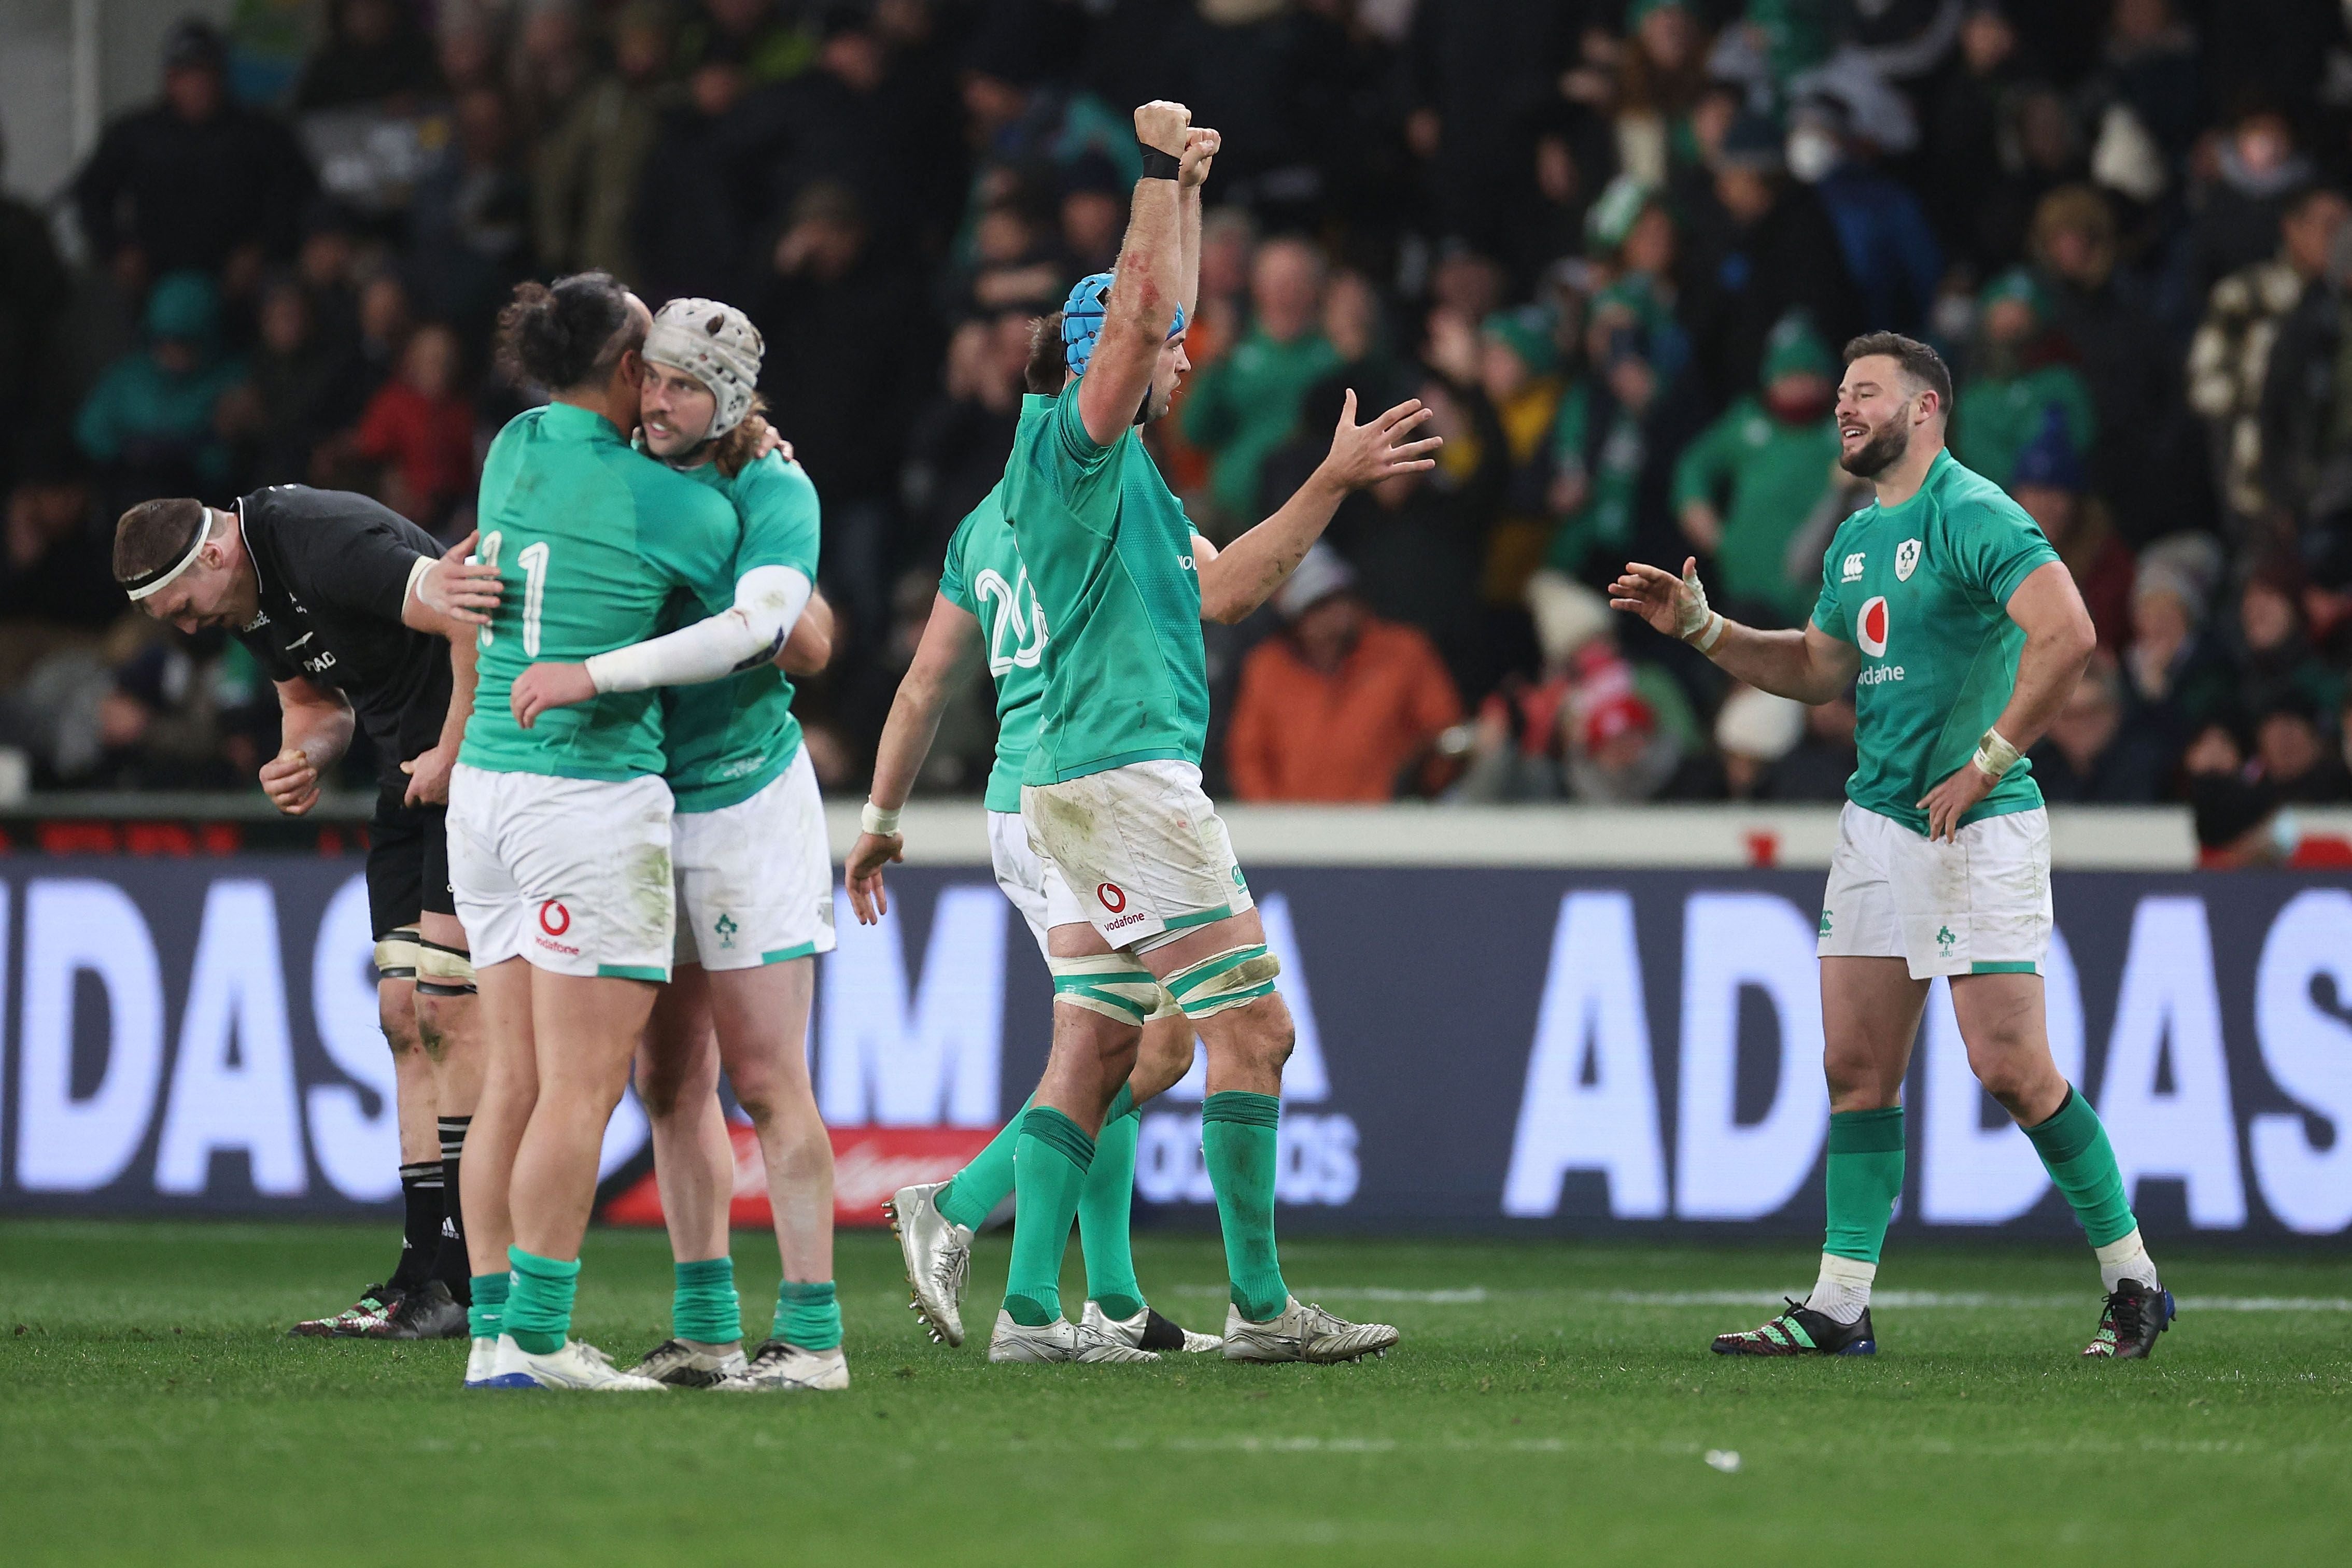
[2,1221,2347,1566]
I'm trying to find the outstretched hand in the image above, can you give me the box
[1319,391,1443,491]
[415,531,503,626]
[843,830,905,924]
[1609,556,1713,641]
[510,661,598,729]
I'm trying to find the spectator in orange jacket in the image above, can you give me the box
[1226,545,1464,801]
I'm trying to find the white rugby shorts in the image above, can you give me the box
[990,806,1181,1021]
[1019,759,1254,954]
[447,764,676,981]
[673,746,836,970]
[1817,800,2052,980]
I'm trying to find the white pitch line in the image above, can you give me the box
[1163,1284,2352,1312]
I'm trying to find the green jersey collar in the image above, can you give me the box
[538,400,626,446]
[1872,448,1952,519]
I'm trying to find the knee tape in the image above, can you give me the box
[415,938,477,997]
[1163,944,1280,1021]
[373,926,420,982]
[1144,984,1182,1024]
[1048,952,1161,1027]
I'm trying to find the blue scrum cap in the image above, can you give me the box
[1061,272,1186,377]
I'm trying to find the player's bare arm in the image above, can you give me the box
[778,585,834,675]
[403,628,477,808]
[1914,559,2096,841]
[1076,101,1192,447]
[1199,390,1442,623]
[263,675,355,816]
[1177,125,1217,320]
[845,594,982,924]
[1611,555,1860,704]
[402,529,504,632]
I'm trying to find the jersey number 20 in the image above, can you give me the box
[474,531,550,657]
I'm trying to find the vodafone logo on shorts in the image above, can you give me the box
[1097,883,1126,913]
[539,900,571,936]
[1857,595,1890,658]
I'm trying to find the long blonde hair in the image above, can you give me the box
[711,394,774,479]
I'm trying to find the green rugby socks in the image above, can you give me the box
[1079,1084,1144,1321]
[1807,1106,1905,1324]
[1002,1106,1094,1327]
[467,1270,509,1340]
[672,1256,742,1347]
[774,1280,842,1350]
[937,1094,1033,1231]
[1202,1091,1289,1322]
[2023,1086,2157,1290]
[502,1246,578,1355]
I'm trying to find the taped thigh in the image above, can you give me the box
[373,925,420,982]
[1163,944,1281,1021]
[1143,984,1182,1024]
[1047,952,1161,1027]
[415,937,478,996]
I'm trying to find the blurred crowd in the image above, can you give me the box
[4,0,2351,856]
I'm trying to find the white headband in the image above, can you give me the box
[123,508,216,601]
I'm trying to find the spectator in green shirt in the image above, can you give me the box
[1670,314,1841,626]
[1181,236,1339,521]
[1953,267,2096,491]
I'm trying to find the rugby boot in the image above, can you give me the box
[628,1337,750,1388]
[885,1181,972,1347]
[369,1279,468,1340]
[481,1335,667,1391]
[1222,1297,1399,1364]
[462,1336,499,1389]
[2081,1279,2174,1360]
[288,1282,403,1338]
[715,1340,850,1391]
[1711,1298,1876,1357]
[1083,1298,1222,1353]
[986,1311,1159,1364]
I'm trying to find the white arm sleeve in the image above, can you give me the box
[584,566,812,694]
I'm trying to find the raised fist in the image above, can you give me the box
[1133,100,1191,157]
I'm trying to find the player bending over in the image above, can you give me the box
[1612,331,2173,1361]
[451,273,792,1391]
[113,486,498,1340]
[974,102,1432,1365]
[857,318,1436,1357]
[509,299,845,1391]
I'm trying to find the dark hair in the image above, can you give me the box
[1842,331,1953,417]
[1024,310,1067,393]
[112,497,210,583]
[496,272,641,391]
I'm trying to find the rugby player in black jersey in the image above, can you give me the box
[114,487,501,1338]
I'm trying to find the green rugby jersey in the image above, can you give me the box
[460,402,741,779]
[1811,448,2062,835]
[1002,388,1207,785]
[659,452,823,813]
[937,484,1043,813]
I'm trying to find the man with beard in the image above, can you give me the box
[1610,332,2176,1362]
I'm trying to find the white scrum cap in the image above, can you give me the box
[643,297,765,441]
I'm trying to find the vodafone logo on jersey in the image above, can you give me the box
[1857,595,1890,658]
[1097,883,1127,913]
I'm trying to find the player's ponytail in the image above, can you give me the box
[497,272,641,392]
[1024,310,1068,394]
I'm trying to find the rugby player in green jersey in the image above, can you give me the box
[954,102,1437,1364]
[852,340,1441,1358]
[1612,332,2174,1361]
[510,298,847,1391]
[449,274,795,1391]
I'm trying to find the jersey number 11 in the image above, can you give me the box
[474,531,550,657]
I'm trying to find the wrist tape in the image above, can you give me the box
[1974,727,2023,779]
[861,800,901,837]
[1138,144,1181,180]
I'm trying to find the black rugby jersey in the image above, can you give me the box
[232,485,454,785]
